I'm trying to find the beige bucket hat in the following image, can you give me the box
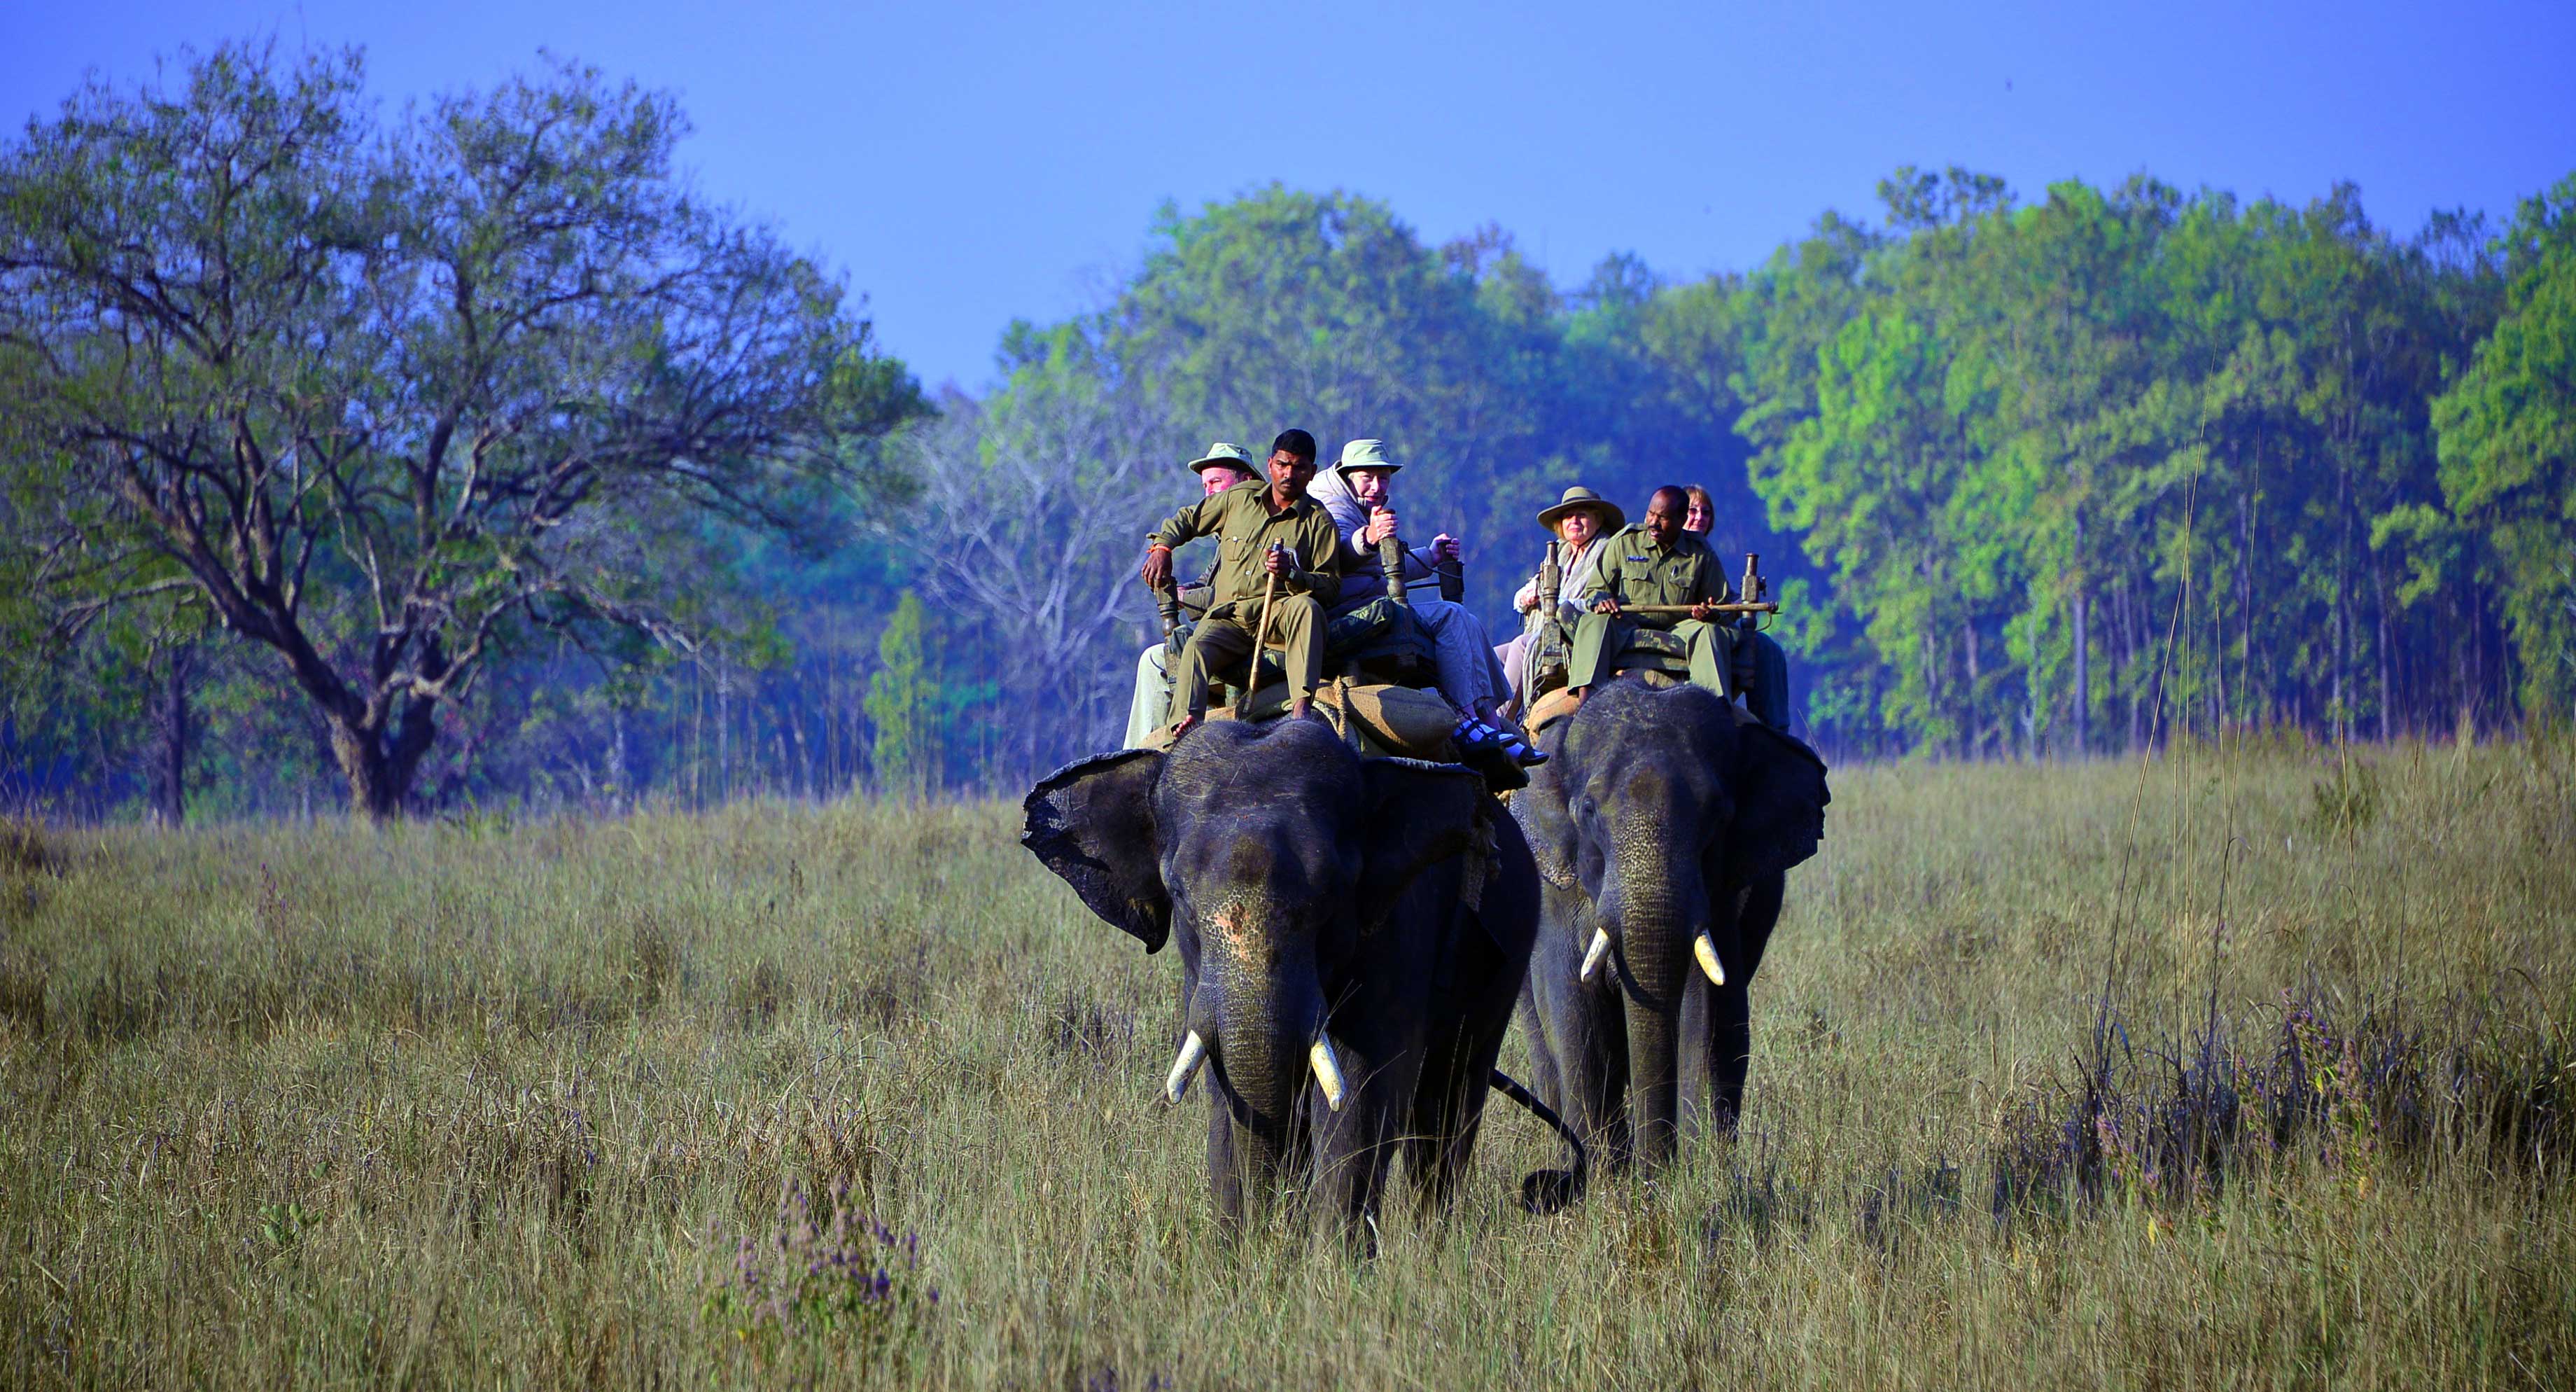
[1536,485,1625,533]
[1186,442,1259,475]
[1334,438,1401,475]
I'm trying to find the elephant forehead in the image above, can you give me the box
[1590,758,1704,814]
[1204,898,1271,954]
[1170,818,1345,891]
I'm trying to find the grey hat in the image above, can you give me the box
[1334,438,1401,475]
[1187,442,1259,475]
[1536,485,1625,534]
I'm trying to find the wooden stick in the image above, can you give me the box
[1238,566,1278,718]
[1605,601,1780,615]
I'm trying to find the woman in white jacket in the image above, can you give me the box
[1495,485,1626,708]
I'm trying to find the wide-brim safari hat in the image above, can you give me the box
[1537,485,1625,533]
[1333,438,1401,475]
[1186,442,1259,475]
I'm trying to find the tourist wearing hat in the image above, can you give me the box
[1187,442,1261,494]
[1304,439,1458,596]
[1496,485,1625,704]
[1119,440,1292,746]
[1307,439,1539,764]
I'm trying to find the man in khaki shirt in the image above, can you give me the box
[1140,429,1344,733]
[1568,485,1734,702]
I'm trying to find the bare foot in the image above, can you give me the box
[1289,697,1316,723]
[1170,712,1203,739]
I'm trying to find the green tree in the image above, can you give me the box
[864,592,939,797]
[2432,174,2576,723]
[0,44,919,820]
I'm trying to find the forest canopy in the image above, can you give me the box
[4,43,2570,819]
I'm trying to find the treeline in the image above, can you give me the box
[909,168,2574,776]
[4,46,2570,821]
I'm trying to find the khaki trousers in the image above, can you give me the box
[1568,613,1732,697]
[1174,594,1324,719]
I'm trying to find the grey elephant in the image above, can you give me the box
[1022,718,1583,1237]
[1513,678,1829,1177]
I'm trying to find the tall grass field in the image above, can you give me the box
[3,735,2570,1387]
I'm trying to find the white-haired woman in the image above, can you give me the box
[1494,485,1625,709]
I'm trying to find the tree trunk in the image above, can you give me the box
[146,643,195,828]
[2374,564,2395,742]
[1963,622,1982,758]
[326,691,438,823]
[2071,564,2090,756]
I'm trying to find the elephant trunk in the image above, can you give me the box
[1601,858,1709,1176]
[1196,921,1333,1211]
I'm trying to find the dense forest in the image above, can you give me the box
[4,46,2570,821]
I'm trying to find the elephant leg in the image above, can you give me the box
[1315,1100,1402,1255]
[1409,1101,1487,1216]
[1520,991,1566,1118]
[1688,875,1784,1137]
[1310,1035,1418,1249]
[1679,972,1754,1140]
[1407,1015,1507,1216]
[1532,964,1630,1169]
[1707,978,1753,1134]
[1206,1099,1249,1236]
[1679,972,1713,1139]
[1525,882,1631,1167]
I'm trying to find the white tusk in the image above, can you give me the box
[1166,1031,1208,1104]
[1579,928,1611,982]
[1694,932,1726,986]
[1309,1037,1348,1113]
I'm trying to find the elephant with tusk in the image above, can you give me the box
[1023,718,1583,1240]
[1513,677,1829,1178]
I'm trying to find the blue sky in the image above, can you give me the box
[8,1,2570,391]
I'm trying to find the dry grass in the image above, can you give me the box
[1,735,2570,1388]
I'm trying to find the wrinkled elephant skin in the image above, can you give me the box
[1513,679,1828,1175]
[1022,718,1545,1238]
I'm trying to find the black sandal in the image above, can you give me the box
[1454,715,1548,767]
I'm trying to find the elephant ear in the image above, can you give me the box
[1723,716,1831,886]
[1020,749,1170,952]
[1357,758,1495,929]
[1513,732,1581,891]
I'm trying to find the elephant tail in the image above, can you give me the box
[1488,1068,1588,1213]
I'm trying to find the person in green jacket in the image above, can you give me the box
[1567,485,1735,704]
[1140,429,1343,734]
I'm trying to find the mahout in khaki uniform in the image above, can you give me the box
[1568,485,1735,701]
[1141,429,1343,732]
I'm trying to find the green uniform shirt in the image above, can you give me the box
[1147,478,1343,613]
[1578,525,1727,627]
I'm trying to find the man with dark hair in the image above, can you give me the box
[1140,430,1341,735]
[1567,485,1732,702]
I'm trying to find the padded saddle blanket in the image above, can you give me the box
[1142,681,1457,761]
